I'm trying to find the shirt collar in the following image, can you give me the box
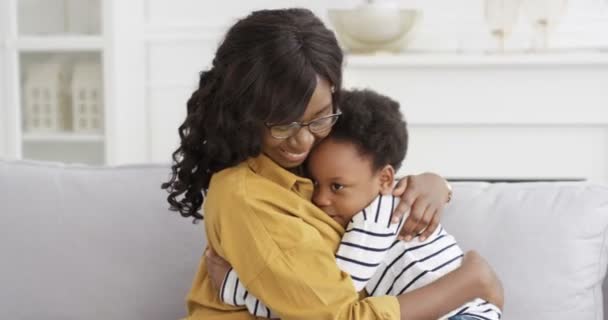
[247,153,312,193]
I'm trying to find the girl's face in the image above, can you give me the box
[261,76,334,169]
[307,138,394,228]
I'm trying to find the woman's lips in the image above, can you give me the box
[280,148,309,162]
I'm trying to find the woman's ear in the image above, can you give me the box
[378,165,395,195]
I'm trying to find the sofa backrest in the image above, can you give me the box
[0,160,204,320]
[1,160,608,320]
[442,181,608,320]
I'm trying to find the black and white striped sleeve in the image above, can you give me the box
[335,194,404,291]
[219,268,246,307]
[219,268,279,318]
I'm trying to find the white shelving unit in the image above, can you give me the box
[0,0,105,165]
[0,0,147,165]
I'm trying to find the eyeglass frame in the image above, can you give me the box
[264,111,342,140]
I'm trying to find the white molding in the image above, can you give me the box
[140,16,608,47]
[345,51,608,68]
[22,132,105,142]
[13,36,104,51]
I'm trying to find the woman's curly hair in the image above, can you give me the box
[161,8,343,222]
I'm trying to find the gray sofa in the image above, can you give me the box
[1,159,607,320]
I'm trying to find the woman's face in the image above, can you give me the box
[261,76,334,169]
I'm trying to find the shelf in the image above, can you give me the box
[345,50,608,68]
[13,36,104,51]
[23,132,105,143]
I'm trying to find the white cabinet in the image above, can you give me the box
[0,0,146,165]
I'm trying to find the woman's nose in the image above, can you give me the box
[288,126,315,151]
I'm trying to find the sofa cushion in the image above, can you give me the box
[0,160,204,320]
[443,182,608,320]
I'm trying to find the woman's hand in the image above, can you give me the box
[392,172,451,241]
[205,247,232,291]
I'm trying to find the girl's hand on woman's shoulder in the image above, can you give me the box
[206,247,232,291]
[391,172,452,242]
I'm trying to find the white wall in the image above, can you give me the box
[3,0,607,173]
[343,58,608,181]
[141,0,608,182]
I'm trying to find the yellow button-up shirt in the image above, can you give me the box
[185,154,399,320]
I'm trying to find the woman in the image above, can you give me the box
[162,8,502,320]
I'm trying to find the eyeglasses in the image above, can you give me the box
[265,112,342,139]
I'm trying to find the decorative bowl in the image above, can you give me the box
[328,5,422,53]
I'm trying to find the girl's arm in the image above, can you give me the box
[216,266,277,318]
[336,194,404,291]
[206,249,504,320]
[397,251,504,319]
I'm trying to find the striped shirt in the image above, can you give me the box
[220,194,501,320]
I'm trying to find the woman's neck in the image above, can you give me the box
[289,165,305,177]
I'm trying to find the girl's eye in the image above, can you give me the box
[312,180,319,186]
[330,183,344,192]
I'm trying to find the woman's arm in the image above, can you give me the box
[392,173,452,242]
[207,249,503,320]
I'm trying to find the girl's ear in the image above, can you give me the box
[378,165,395,195]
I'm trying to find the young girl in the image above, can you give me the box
[162,8,501,320]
